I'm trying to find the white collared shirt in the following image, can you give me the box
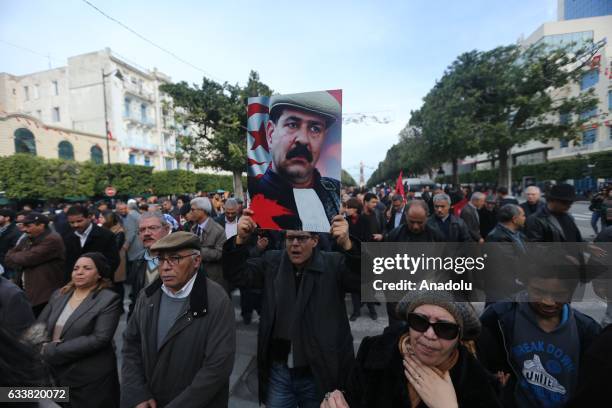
[161,272,197,299]
[224,218,238,239]
[74,222,93,247]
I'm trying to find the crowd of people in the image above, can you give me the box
[0,182,611,408]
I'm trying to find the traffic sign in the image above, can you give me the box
[105,186,117,197]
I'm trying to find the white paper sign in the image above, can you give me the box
[293,188,331,232]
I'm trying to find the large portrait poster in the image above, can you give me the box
[247,89,342,232]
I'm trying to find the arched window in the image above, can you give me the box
[14,128,37,155]
[58,141,74,160]
[91,145,104,164]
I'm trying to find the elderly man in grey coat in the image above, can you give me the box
[121,232,235,408]
[189,197,228,293]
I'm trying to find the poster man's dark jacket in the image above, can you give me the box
[37,288,121,407]
[121,272,235,408]
[426,214,473,242]
[62,224,120,282]
[345,326,502,408]
[5,229,65,307]
[222,236,360,403]
[249,168,340,230]
[477,301,601,408]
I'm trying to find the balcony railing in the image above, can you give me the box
[127,139,158,152]
[123,81,154,101]
[123,113,156,127]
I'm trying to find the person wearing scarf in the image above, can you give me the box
[321,291,502,408]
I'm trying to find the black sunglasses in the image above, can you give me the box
[407,312,460,340]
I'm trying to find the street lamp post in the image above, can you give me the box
[101,69,124,165]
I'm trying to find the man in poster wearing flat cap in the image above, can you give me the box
[249,92,341,231]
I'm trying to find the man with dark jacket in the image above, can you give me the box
[520,185,546,218]
[478,267,601,407]
[62,205,119,283]
[426,193,473,242]
[0,209,21,279]
[214,198,240,240]
[0,275,34,335]
[486,204,527,246]
[525,184,582,243]
[361,192,385,242]
[4,212,65,316]
[385,194,406,233]
[222,209,359,406]
[479,195,498,238]
[122,232,235,408]
[485,204,528,302]
[383,200,446,329]
[460,191,485,243]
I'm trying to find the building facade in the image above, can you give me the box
[0,48,191,170]
[458,8,612,174]
[558,0,612,21]
[0,112,119,163]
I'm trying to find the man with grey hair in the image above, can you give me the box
[128,211,171,317]
[520,185,545,217]
[214,198,240,240]
[116,201,143,281]
[486,204,526,245]
[461,191,486,243]
[189,197,228,292]
[426,193,472,242]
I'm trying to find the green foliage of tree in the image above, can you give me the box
[195,174,244,193]
[160,71,273,199]
[152,170,197,195]
[447,43,600,188]
[341,169,357,187]
[371,41,602,189]
[80,162,153,196]
[0,155,242,199]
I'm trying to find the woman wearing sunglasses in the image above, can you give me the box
[321,291,501,408]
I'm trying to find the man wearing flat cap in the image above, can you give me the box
[249,92,342,231]
[121,232,235,408]
[5,212,65,317]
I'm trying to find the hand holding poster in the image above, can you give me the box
[247,90,342,232]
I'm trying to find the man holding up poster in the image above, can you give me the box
[248,91,342,232]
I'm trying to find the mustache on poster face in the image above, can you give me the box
[285,144,313,163]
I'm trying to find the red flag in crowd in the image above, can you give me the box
[395,171,405,201]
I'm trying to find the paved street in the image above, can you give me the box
[568,201,599,240]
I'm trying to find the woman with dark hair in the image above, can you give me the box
[101,211,126,297]
[36,252,121,408]
[321,292,501,408]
